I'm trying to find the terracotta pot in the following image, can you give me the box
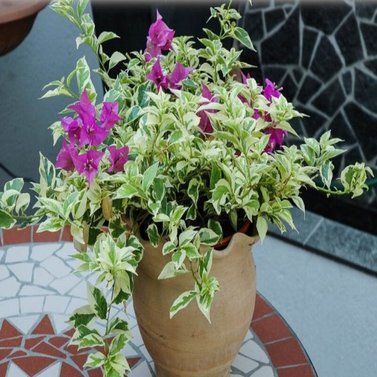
[133,232,257,377]
[0,0,49,56]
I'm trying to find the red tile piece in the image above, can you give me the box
[0,320,23,338]
[33,226,60,243]
[13,356,56,376]
[128,357,142,369]
[88,369,103,377]
[32,315,55,335]
[33,341,66,359]
[9,350,27,358]
[64,343,79,354]
[60,362,84,377]
[0,349,12,359]
[0,363,8,376]
[0,337,22,347]
[49,336,69,348]
[64,328,75,337]
[252,294,274,320]
[266,338,308,368]
[278,364,316,377]
[252,314,292,344]
[72,353,89,369]
[61,225,73,242]
[25,336,45,350]
[3,227,31,245]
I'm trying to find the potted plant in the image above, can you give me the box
[0,0,372,376]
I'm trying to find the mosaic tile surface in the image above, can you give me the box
[239,0,377,210]
[0,241,278,377]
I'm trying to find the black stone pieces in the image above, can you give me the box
[310,36,343,82]
[365,59,377,77]
[344,102,377,161]
[298,106,327,137]
[360,22,377,56]
[261,7,300,65]
[300,3,352,35]
[354,68,377,113]
[262,67,287,86]
[355,2,377,21]
[292,68,303,85]
[312,79,346,117]
[264,8,286,32]
[302,28,318,68]
[335,13,364,65]
[328,111,355,144]
[281,73,297,101]
[297,75,322,104]
[243,11,264,42]
[342,71,353,95]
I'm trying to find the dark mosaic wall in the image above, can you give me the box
[239,0,377,220]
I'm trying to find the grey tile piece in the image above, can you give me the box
[44,295,70,313]
[0,249,4,261]
[269,208,323,244]
[50,274,81,295]
[67,280,87,298]
[20,296,45,314]
[8,262,34,282]
[7,362,28,377]
[0,298,20,318]
[305,218,377,271]
[30,243,57,261]
[65,297,88,315]
[131,361,153,376]
[131,325,144,347]
[33,267,55,286]
[19,286,54,296]
[0,276,21,297]
[138,344,153,362]
[252,366,275,377]
[55,242,75,259]
[233,354,259,373]
[40,255,71,278]
[5,245,30,262]
[0,265,10,280]
[51,313,71,333]
[9,315,40,334]
[241,340,269,364]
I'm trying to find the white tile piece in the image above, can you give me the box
[55,242,75,259]
[7,362,29,377]
[233,354,259,373]
[40,256,71,278]
[20,296,45,314]
[241,340,269,364]
[250,366,275,377]
[0,298,20,317]
[5,245,29,263]
[19,286,54,296]
[51,313,70,333]
[9,315,40,334]
[65,297,88,315]
[0,276,21,297]
[244,328,254,340]
[131,325,144,347]
[8,262,34,282]
[44,295,71,313]
[0,249,4,261]
[65,258,80,269]
[138,344,153,362]
[67,280,87,298]
[131,360,153,377]
[36,362,61,377]
[0,265,10,280]
[50,274,81,295]
[30,243,57,261]
[33,267,55,286]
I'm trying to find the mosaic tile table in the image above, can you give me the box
[0,226,317,377]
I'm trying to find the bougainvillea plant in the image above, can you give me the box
[0,0,373,375]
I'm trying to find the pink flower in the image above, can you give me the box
[100,102,121,131]
[68,90,96,126]
[79,120,109,147]
[108,145,129,173]
[263,79,281,101]
[61,117,81,144]
[74,150,104,185]
[265,128,287,154]
[56,140,78,171]
[145,10,175,61]
[146,58,169,91]
[198,84,216,134]
[169,62,192,89]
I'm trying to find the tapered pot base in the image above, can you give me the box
[155,364,230,377]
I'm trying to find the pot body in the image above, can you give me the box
[133,232,257,377]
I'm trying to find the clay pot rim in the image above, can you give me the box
[0,0,49,24]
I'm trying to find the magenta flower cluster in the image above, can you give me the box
[56,90,128,184]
